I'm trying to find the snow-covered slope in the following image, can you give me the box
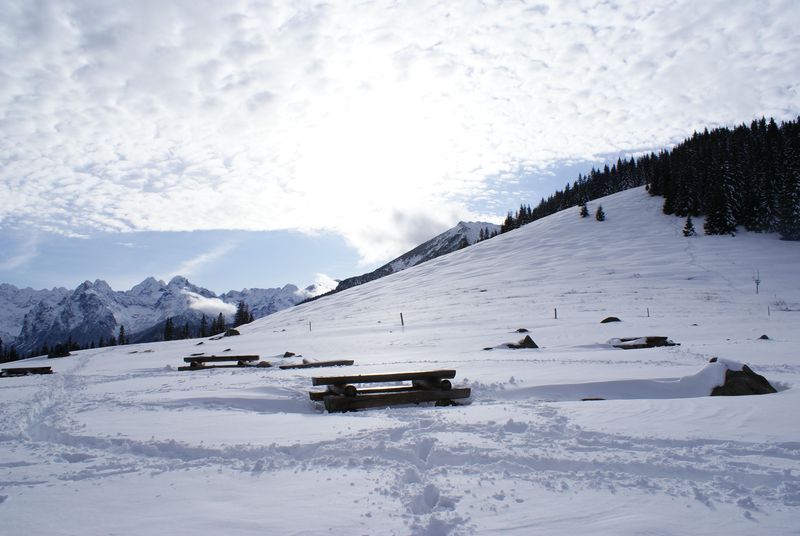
[335,220,500,292]
[1,187,799,535]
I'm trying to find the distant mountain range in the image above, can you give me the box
[0,220,498,357]
[1,276,333,355]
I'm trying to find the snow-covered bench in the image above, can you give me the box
[279,359,354,370]
[1,366,53,377]
[309,369,470,412]
[178,355,263,371]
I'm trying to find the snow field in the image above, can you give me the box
[1,187,799,535]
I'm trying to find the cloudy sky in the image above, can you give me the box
[1,0,798,292]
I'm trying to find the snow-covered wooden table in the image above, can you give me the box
[309,369,471,412]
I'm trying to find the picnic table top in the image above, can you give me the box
[1,366,53,376]
[279,359,354,370]
[311,369,456,387]
[183,355,259,363]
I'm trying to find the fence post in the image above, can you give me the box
[400,312,405,327]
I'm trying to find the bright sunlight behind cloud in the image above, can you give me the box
[1,0,798,263]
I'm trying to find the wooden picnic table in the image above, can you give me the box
[279,359,354,370]
[309,369,470,412]
[1,366,53,377]
[178,355,263,371]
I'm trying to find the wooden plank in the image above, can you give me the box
[177,363,265,371]
[309,384,420,401]
[279,360,354,370]
[182,355,259,363]
[322,388,471,412]
[1,366,53,376]
[312,369,456,387]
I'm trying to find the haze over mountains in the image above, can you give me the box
[0,221,497,356]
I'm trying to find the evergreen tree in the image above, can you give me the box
[215,312,225,334]
[580,204,589,218]
[683,215,697,237]
[182,322,190,339]
[164,317,174,341]
[777,131,800,240]
[234,301,253,327]
[118,325,126,345]
[200,314,208,338]
[703,162,737,236]
[595,205,606,221]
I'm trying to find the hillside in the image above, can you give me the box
[1,187,799,535]
[324,220,499,294]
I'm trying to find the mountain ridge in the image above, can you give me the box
[1,220,498,357]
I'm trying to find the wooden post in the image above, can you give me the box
[647,307,650,318]
[400,312,405,327]
[554,308,558,319]
[309,321,312,332]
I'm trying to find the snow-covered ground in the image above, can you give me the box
[1,187,799,535]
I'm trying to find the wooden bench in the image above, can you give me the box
[178,355,262,371]
[1,366,53,377]
[279,359,354,370]
[309,369,470,412]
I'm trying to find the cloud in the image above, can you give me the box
[0,232,39,271]
[169,243,237,280]
[1,0,798,263]
[181,290,236,316]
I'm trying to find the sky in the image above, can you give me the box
[1,0,799,293]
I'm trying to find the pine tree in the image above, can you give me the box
[580,204,589,218]
[595,205,606,221]
[234,301,253,327]
[200,314,208,338]
[216,312,225,334]
[683,215,697,237]
[182,322,190,339]
[703,160,737,236]
[164,317,174,341]
[777,130,800,240]
[118,325,126,345]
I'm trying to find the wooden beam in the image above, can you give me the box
[279,360,354,370]
[182,355,259,363]
[177,363,265,371]
[1,366,53,377]
[322,388,471,412]
[312,369,456,387]
[310,384,420,401]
